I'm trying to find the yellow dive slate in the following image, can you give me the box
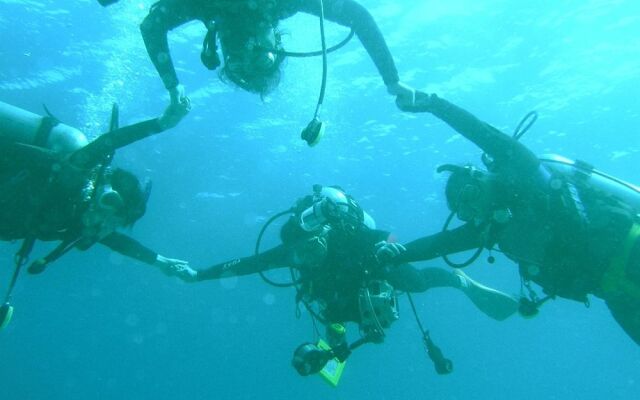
[317,339,346,387]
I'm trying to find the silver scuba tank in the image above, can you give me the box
[540,154,640,213]
[0,101,88,153]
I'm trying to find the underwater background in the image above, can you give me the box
[1,0,639,399]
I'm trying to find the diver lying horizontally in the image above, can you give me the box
[394,93,640,345]
[0,100,196,329]
[191,185,518,380]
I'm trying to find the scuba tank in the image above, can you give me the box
[0,101,88,153]
[540,154,640,212]
[0,102,119,330]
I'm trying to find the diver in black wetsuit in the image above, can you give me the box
[0,101,196,280]
[195,185,518,376]
[394,92,640,345]
[134,0,416,129]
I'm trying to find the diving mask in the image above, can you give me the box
[81,184,126,240]
[223,25,279,75]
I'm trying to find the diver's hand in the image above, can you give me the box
[387,81,416,110]
[374,241,406,265]
[158,84,191,130]
[169,84,190,108]
[154,254,198,283]
[395,90,435,113]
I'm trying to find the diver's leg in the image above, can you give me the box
[387,265,518,321]
[385,264,459,292]
[453,270,518,321]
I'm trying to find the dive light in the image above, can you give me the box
[292,343,332,376]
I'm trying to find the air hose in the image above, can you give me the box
[407,293,453,374]
[254,208,300,288]
[440,211,485,269]
[281,29,354,58]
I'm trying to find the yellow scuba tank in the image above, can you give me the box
[0,101,88,153]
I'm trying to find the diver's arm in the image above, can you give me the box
[410,93,540,172]
[100,233,197,281]
[140,0,202,90]
[67,119,164,170]
[395,223,485,264]
[99,232,158,265]
[297,0,399,86]
[196,244,292,281]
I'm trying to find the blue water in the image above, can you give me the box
[1,0,639,399]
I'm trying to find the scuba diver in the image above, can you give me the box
[393,92,640,345]
[193,185,518,381]
[100,0,416,141]
[0,100,197,329]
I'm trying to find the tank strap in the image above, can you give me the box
[27,236,82,275]
[599,223,640,300]
[33,116,59,148]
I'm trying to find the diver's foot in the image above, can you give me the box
[455,270,518,321]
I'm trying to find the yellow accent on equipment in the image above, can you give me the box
[600,223,640,300]
[317,339,346,387]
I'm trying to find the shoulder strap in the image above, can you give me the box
[33,115,59,148]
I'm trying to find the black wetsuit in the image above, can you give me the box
[397,93,640,344]
[198,218,459,325]
[140,0,399,90]
[0,119,166,266]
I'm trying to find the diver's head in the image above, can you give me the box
[218,21,285,96]
[437,164,499,223]
[81,168,151,240]
[298,185,374,234]
[110,168,150,226]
